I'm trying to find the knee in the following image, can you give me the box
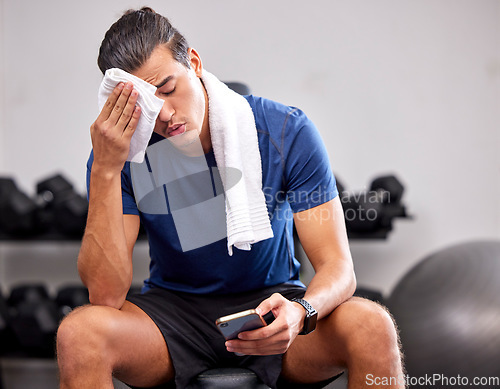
[57,305,117,371]
[57,305,100,355]
[338,298,400,361]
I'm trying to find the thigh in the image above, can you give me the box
[281,296,389,384]
[113,301,174,387]
[281,309,346,384]
[59,301,173,388]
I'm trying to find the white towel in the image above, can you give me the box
[98,68,164,163]
[201,70,274,255]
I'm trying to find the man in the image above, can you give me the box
[57,7,404,389]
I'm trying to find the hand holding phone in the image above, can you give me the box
[215,309,267,340]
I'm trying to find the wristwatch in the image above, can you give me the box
[291,298,318,335]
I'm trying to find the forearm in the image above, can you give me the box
[293,197,357,320]
[78,168,132,308]
[244,252,356,356]
[303,254,356,320]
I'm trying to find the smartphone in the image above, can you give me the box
[215,309,267,340]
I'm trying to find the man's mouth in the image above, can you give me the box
[167,123,186,137]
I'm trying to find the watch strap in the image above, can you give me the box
[291,298,318,335]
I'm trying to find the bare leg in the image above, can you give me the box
[282,297,405,388]
[57,301,173,389]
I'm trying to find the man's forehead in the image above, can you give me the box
[132,46,178,86]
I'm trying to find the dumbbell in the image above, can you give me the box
[0,177,38,235]
[342,191,385,232]
[340,174,406,234]
[336,174,384,232]
[0,288,18,356]
[335,174,384,232]
[56,285,90,317]
[7,284,59,357]
[370,175,404,204]
[36,174,88,237]
[369,175,406,220]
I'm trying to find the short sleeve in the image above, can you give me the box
[283,110,338,213]
[86,151,139,215]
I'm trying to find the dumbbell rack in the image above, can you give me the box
[0,234,137,290]
[0,235,150,389]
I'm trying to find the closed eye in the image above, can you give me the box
[160,88,176,96]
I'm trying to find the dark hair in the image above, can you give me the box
[97,7,190,74]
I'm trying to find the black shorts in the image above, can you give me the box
[126,284,342,389]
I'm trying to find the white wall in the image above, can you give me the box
[0,0,5,172]
[0,0,499,295]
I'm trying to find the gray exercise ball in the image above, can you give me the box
[387,241,500,388]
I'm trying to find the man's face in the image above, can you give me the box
[132,45,210,152]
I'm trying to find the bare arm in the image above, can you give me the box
[78,190,140,308]
[78,82,142,309]
[229,196,355,355]
[293,196,356,319]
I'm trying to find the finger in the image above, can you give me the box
[256,293,286,317]
[98,82,125,121]
[238,314,287,341]
[237,327,269,341]
[226,338,288,356]
[107,82,134,125]
[117,89,139,132]
[122,105,141,139]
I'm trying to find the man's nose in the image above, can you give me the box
[158,102,174,123]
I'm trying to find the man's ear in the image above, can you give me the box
[188,48,203,77]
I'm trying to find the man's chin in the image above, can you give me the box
[167,130,203,156]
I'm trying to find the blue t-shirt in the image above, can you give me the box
[86,95,338,294]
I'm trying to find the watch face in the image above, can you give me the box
[292,298,318,335]
[304,311,318,334]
